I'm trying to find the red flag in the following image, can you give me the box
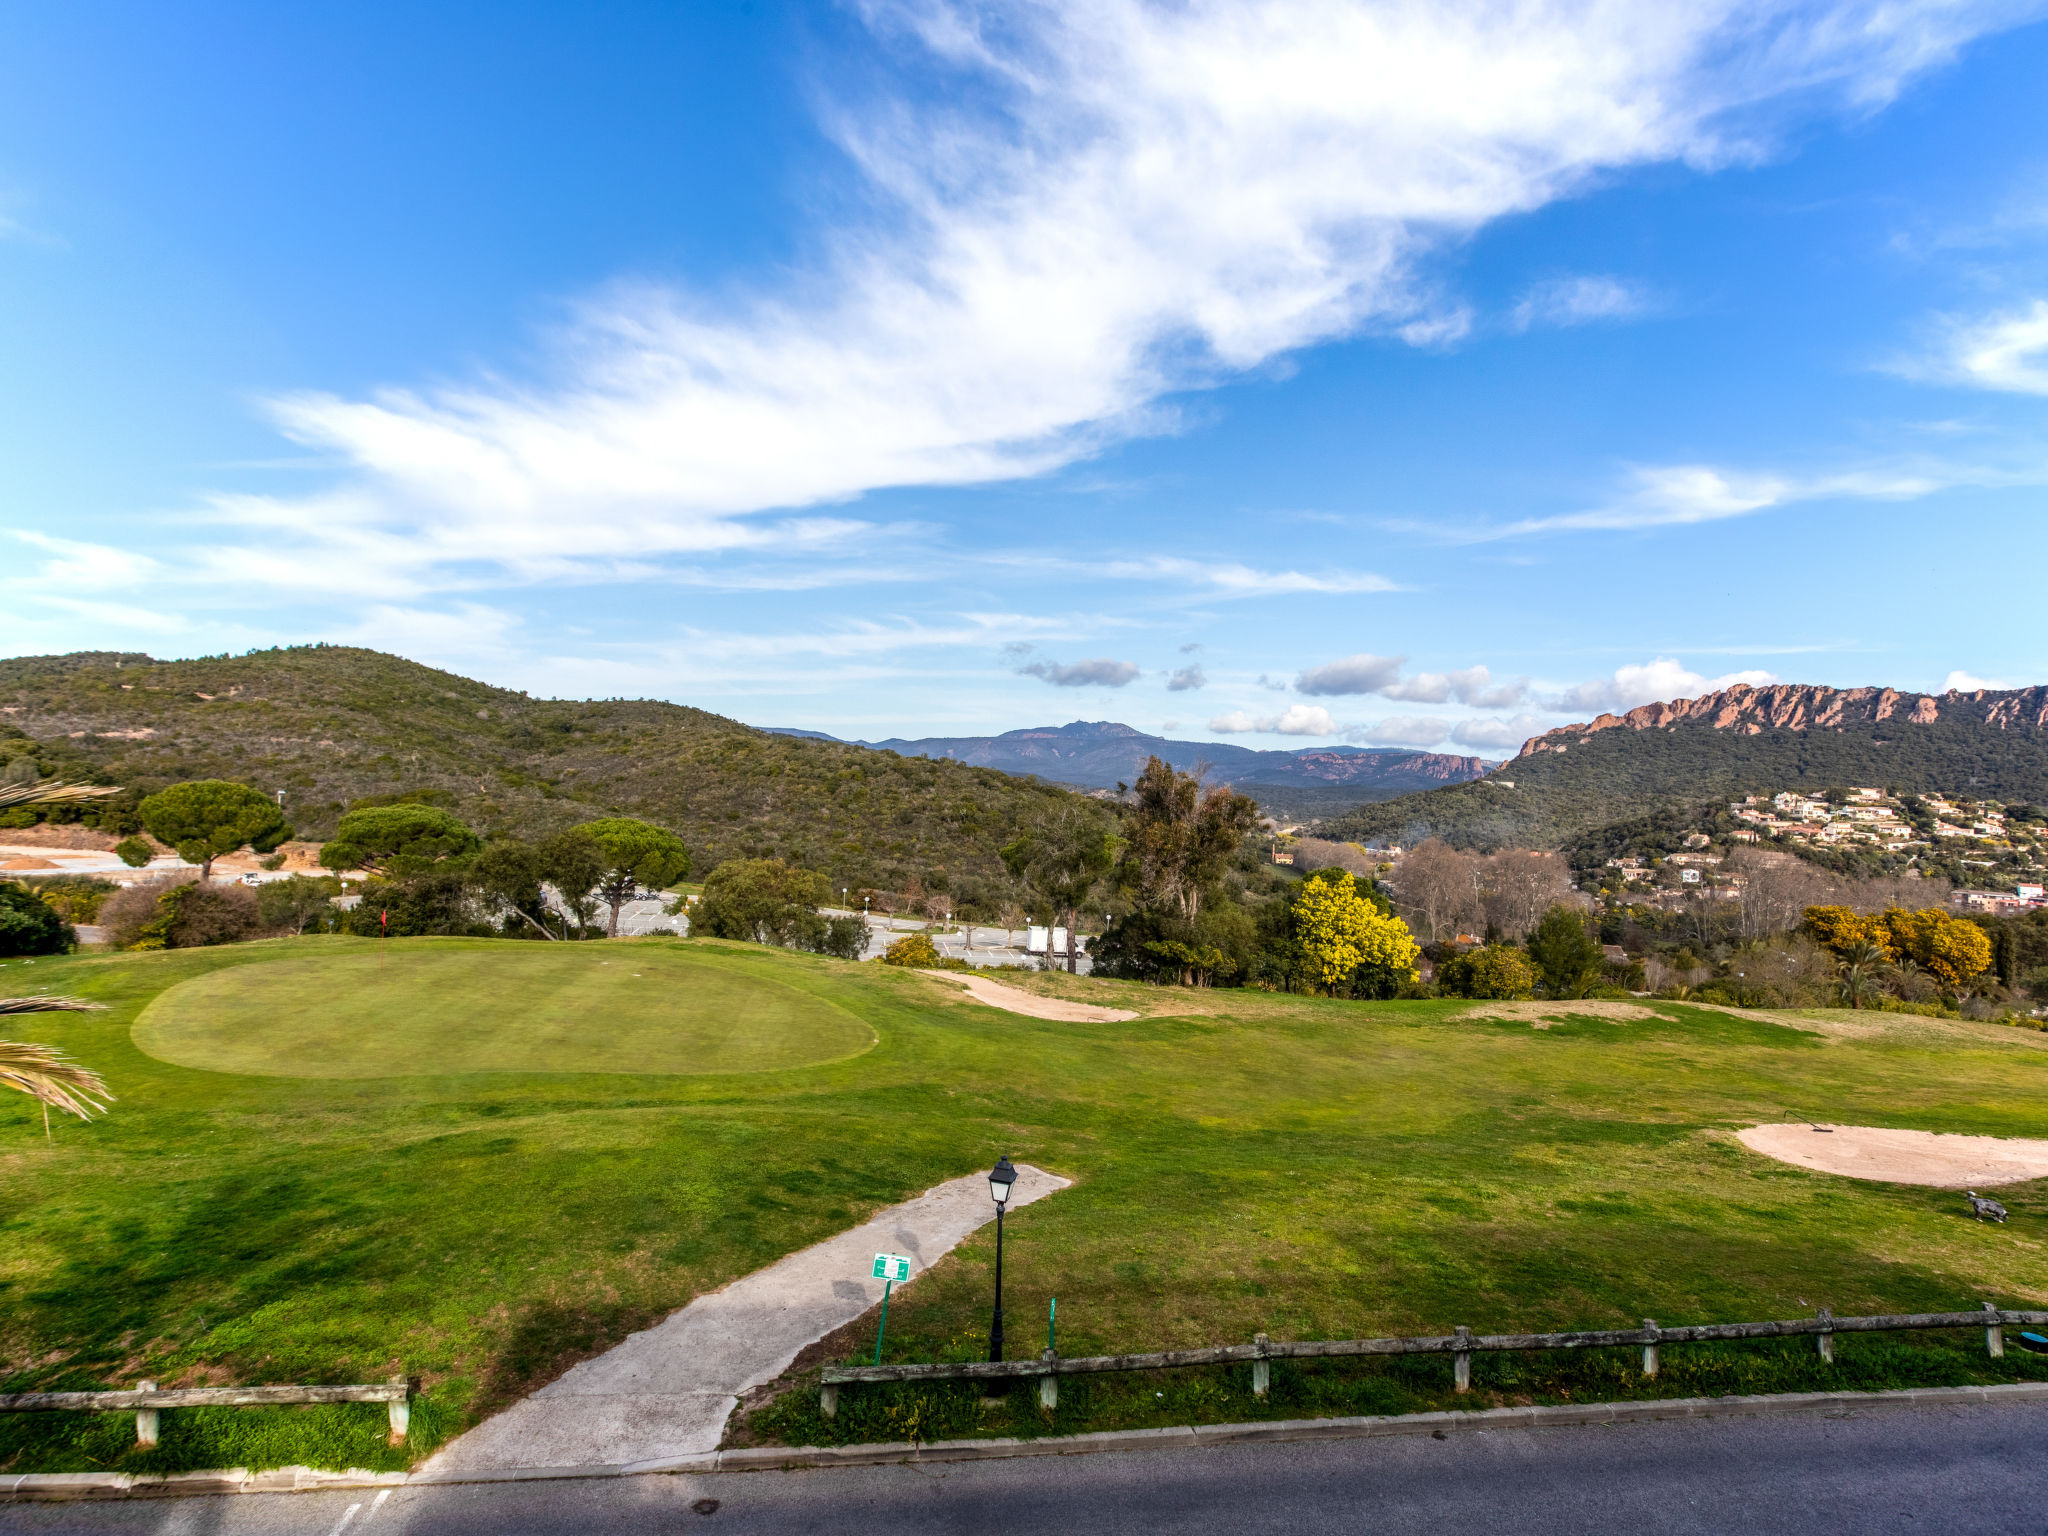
[381,909,388,932]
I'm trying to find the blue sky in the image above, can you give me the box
[4,0,2047,756]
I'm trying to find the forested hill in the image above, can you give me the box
[1314,681,2048,850]
[0,646,1087,899]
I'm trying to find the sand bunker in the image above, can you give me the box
[921,970,1139,1023]
[1738,1123,2048,1188]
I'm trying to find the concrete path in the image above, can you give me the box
[424,1165,1069,1472]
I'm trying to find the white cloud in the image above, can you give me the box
[1296,653,1406,696]
[1019,555,1400,596]
[1348,715,1451,747]
[1556,657,1778,714]
[10,531,163,592]
[1451,712,1551,750]
[1910,299,2048,394]
[194,0,2023,593]
[1209,704,1341,736]
[1381,664,1527,707]
[1510,275,1653,330]
[1167,664,1207,691]
[1944,669,2010,691]
[1019,656,1142,687]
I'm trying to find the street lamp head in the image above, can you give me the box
[989,1155,1018,1205]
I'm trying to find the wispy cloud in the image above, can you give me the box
[1346,715,1451,747]
[1510,274,1654,330]
[174,0,2026,597]
[1488,462,1946,537]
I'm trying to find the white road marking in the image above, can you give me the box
[325,1501,363,1536]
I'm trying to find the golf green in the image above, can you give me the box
[130,943,875,1078]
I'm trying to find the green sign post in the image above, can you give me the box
[871,1253,912,1364]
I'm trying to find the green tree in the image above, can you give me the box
[1290,867,1421,995]
[256,874,341,936]
[0,883,74,956]
[575,818,691,938]
[1527,904,1604,998]
[138,780,292,879]
[319,804,479,877]
[695,858,831,948]
[1001,808,1121,973]
[113,837,153,869]
[1123,756,1259,921]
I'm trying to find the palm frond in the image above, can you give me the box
[0,996,108,1015]
[0,780,121,811]
[0,1039,113,1120]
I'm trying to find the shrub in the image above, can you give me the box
[1527,905,1603,998]
[695,858,832,947]
[113,837,154,869]
[0,882,74,956]
[882,932,940,967]
[1437,944,1536,1000]
[20,876,117,925]
[103,877,260,950]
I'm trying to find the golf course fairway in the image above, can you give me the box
[131,942,875,1077]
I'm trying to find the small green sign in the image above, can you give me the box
[872,1252,912,1282]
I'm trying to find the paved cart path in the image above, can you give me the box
[425,1165,1069,1472]
[20,1399,2048,1534]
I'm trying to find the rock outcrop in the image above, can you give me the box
[1519,683,2048,758]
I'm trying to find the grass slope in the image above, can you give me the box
[2,940,2046,1474]
[1317,709,2048,850]
[0,646,1083,897]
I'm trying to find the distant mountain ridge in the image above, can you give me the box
[769,720,1491,797]
[1317,681,2048,851]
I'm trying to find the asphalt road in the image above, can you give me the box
[7,1402,2046,1536]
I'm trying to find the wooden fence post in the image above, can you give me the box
[1984,1302,2005,1359]
[386,1376,410,1444]
[1641,1319,1659,1379]
[819,1383,839,1419]
[1453,1327,1471,1392]
[1039,1349,1058,1411]
[1252,1333,1270,1398]
[1817,1308,1834,1364]
[135,1382,158,1448]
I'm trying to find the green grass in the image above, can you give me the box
[3,936,2047,1476]
[133,943,874,1078]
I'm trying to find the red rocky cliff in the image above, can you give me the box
[1517,683,2048,758]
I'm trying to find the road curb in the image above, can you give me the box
[8,1381,2048,1500]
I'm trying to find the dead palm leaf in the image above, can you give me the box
[0,996,106,1014]
[0,780,120,811]
[0,996,112,1138]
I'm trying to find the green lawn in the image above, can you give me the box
[2,936,2046,1475]
[133,943,873,1077]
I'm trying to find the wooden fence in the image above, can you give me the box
[819,1305,2045,1415]
[0,1378,411,1447]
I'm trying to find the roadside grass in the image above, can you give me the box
[1,936,2044,1474]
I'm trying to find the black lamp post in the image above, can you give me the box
[988,1155,1017,1362]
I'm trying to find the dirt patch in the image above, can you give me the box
[1737,1123,2048,1188]
[921,970,1140,1022]
[1455,999,1666,1026]
[0,824,120,851]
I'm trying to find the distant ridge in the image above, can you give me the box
[769,719,1491,798]
[1317,681,2048,851]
